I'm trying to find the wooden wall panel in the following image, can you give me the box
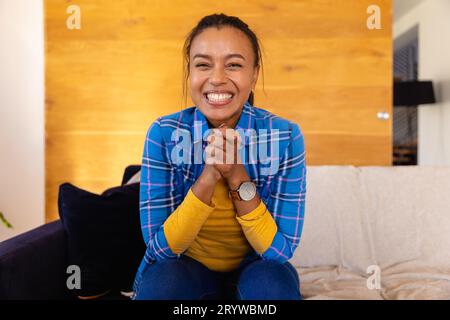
[45,0,392,221]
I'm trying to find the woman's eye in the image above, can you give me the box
[194,63,242,69]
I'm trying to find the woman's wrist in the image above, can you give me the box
[191,165,221,206]
[200,165,222,186]
[197,172,219,189]
[225,165,250,190]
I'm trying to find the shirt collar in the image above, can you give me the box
[192,101,254,144]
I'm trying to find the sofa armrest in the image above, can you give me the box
[0,220,72,299]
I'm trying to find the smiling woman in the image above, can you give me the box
[132,13,306,301]
[182,14,263,129]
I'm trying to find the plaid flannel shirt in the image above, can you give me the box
[133,101,306,291]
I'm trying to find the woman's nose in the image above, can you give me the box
[209,67,227,85]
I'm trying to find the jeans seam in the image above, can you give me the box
[283,263,302,299]
[132,262,151,300]
[236,284,244,300]
[284,263,300,286]
[132,279,141,300]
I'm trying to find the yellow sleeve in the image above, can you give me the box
[235,200,278,254]
[163,188,215,254]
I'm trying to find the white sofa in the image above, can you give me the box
[290,166,450,300]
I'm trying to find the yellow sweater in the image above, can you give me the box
[163,179,278,272]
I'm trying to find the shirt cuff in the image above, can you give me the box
[186,187,216,213]
[235,199,267,225]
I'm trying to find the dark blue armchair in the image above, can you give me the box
[0,165,141,300]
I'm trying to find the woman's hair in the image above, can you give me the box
[182,13,265,107]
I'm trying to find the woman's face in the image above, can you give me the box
[189,26,259,128]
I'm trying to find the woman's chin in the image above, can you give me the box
[202,110,233,125]
[207,117,229,127]
[197,101,242,127]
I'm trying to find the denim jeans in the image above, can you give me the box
[132,254,302,300]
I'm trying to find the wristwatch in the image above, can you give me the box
[229,181,257,201]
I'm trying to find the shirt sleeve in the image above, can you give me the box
[235,200,278,254]
[163,188,215,254]
[254,122,307,264]
[139,119,184,263]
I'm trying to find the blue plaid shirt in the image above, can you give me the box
[133,101,306,291]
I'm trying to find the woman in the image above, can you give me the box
[132,13,306,300]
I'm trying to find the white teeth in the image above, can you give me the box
[206,93,233,102]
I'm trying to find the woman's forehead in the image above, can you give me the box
[190,27,253,58]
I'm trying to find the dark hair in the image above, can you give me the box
[182,13,265,107]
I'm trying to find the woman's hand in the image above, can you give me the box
[191,164,222,206]
[206,125,260,217]
[199,163,222,186]
[206,125,249,189]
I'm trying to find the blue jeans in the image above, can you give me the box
[133,254,302,300]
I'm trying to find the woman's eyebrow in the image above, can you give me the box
[193,53,246,60]
[226,53,245,60]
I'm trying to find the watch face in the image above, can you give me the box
[239,182,257,201]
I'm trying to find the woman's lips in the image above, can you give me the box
[203,93,234,107]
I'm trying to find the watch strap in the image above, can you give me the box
[229,181,255,201]
[229,190,241,201]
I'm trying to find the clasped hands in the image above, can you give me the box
[204,124,247,185]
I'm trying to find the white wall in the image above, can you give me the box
[394,0,450,165]
[0,0,45,241]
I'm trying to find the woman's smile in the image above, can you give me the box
[188,26,259,128]
[203,91,235,108]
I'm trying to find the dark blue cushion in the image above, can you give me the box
[0,221,72,299]
[121,165,141,186]
[58,182,145,298]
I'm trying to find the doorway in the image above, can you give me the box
[393,26,418,165]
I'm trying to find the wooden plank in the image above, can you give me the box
[45,133,143,222]
[45,0,391,41]
[45,0,392,221]
[46,37,391,132]
[305,132,392,166]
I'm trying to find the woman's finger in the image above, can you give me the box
[209,139,241,164]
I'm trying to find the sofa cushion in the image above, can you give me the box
[58,182,146,299]
[298,265,384,300]
[291,166,375,274]
[121,165,141,186]
[291,165,450,300]
[359,166,450,270]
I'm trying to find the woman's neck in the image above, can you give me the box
[207,108,242,129]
